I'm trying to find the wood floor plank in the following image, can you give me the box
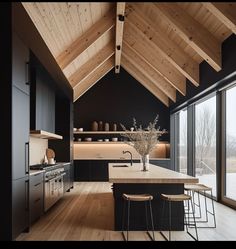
[16,182,236,241]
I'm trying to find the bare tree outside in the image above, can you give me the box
[195,106,216,175]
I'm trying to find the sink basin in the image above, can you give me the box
[112,164,129,167]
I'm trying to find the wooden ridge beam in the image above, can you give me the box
[126,4,199,86]
[57,10,115,70]
[115,2,126,73]
[154,3,222,71]
[122,41,176,102]
[73,56,114,102]
[203,3,236,34]
[69,42,114,88]
[124,21,186,96]
[121,55,169,107]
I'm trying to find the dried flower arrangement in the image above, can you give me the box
[120,115,166,157]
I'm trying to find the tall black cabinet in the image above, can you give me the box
[12,31,30,240]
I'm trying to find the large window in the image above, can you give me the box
[225,86,236,201]
[178,109,187,174]
[195,96,217,197]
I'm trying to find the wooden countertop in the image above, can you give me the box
[108,163,198,184]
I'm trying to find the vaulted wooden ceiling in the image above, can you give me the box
[22,2,236,106]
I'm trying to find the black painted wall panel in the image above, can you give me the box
[170,34,236,112]
[74,67,170,141]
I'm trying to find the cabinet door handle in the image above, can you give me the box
[34,198,41,203]
[25,62,30,85]
[34,182,41,187]
[25,142,29,174]
[25,180,29,211]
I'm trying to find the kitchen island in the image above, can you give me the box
[109,163,198,231]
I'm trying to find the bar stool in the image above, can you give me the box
[121,193,155,241]
[184,183,216,228]
[160,193,198,241]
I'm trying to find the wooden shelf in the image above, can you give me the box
[74,141,169,145]
[73,131,167,134]
[74,141,125,144]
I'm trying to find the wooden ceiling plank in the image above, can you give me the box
[203,3,236,34]
[57,9,115,70]
[122,41,176,102]
[121,56,169,107]
[70,42,115,87]
[115,2,126,73]
[124,21,186,96]
[154,3,222,71]
[126,5,199,86]
[73,56,114,102]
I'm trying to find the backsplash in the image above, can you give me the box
[30,137,48,165]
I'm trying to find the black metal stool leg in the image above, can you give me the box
[168,201,172,241]
[211,190,216,228]
[122,198,126,241]
[127,200,130,241]
[188,198,199,241]
[145,201,149,232]
[160,200,168,241]
[146,200,155,241]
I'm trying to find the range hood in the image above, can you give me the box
[30,130,63,140]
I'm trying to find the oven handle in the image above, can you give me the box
[45,173,66,182]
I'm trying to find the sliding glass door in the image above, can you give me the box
[225,86,236,202]
[195,96,217,197]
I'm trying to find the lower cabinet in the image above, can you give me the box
[63,164,70,192]
[149,159,171,170]
[12,176,30,239]
[74,160,140,182]
[29,172,44,225]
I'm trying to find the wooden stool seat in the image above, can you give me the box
[122,193,153,202]
[161,193,191,202]
[184,184,212,191]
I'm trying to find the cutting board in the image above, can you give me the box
[46,148,55,159]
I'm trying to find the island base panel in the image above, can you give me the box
[113,183,184,231]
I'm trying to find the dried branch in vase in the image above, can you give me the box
[120,115,166,157]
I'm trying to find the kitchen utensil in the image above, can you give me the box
[92,121,98,131]
[48,158,55,165]
[104,122,109,131]
[98,121,103,131]
[46,148,55,159]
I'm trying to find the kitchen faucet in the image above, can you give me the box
[123,150,133,166]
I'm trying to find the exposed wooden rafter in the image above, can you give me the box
[115,2,126,73]
[124,21,186,96]
[69,42,114,88]
[203,3,236,34]
[121,56,169,107]
[154,3,222,71]
[123,41,176,102]
[73,56,114,102]
[126,4,199,86]
[57,9,115,70]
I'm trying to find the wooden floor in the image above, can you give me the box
[17,182,236,241]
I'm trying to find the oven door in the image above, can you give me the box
[44,177,58,212]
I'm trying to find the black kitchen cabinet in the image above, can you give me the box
[63,164,71,192]
[30,55,55,134]
[30,172,44,225]
[70,162,74,188]
[74,160,91,181]
[90,160,108,181]
[12,86,29,180]
[149,159,171,170]
[74,160,140,182]
[12,176,29,240]
[12,31,29,95]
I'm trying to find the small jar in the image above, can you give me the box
[104,122,109,131]
[112,123,117,131]
[91,121,98,131]
[98,121,103,131]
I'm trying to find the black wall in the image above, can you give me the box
[170,34,236,112]
[74,67,170,141]
[0,3,12,240]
